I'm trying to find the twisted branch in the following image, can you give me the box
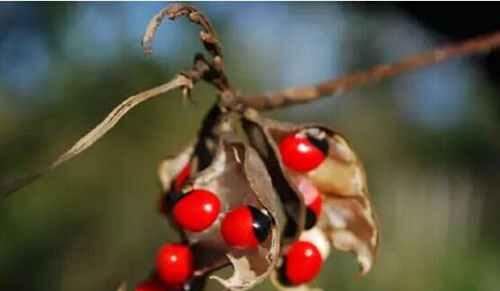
[239,31,500,110]
[142,4,232,95]
[143,4,222,58]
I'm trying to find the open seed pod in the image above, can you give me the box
[242,108,379,276]
[157,136,286,291]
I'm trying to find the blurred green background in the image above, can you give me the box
[1,3,500,291]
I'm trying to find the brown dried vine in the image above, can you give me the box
[240,31,500,110]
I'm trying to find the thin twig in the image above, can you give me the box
[142,3,222,58]
[240,31,500,110]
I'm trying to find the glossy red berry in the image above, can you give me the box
[221,205,272,249]
[135,280,166,291]
[296,177,323,229]
[174,163,191,192]
[281,241,323,285]
[156,243,193,286]
[173,189,221,232]
[279,133,326,172]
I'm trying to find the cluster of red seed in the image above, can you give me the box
[137,130,330,290]
[276,130,328,286]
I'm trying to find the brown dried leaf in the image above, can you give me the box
[50,75,193,169]
[242,109,379,275]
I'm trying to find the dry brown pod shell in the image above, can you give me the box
[242,108,379,276]
[158,136,286,290]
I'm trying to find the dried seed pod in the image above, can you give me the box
[240,111,307,241]
[242,108,379,276]
[157,137,286,291]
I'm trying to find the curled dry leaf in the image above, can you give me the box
[242,109,379,276]
[50,75,194,170]
[0,74,195,200]
[157,137,286,291]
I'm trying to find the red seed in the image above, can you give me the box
[173,189,221,232]
[156,243,193,286]
[279,133,325,172]
[308,194,322,219]
[174,164,191,192]
[284,241,323,285]
[221,206,271,249]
